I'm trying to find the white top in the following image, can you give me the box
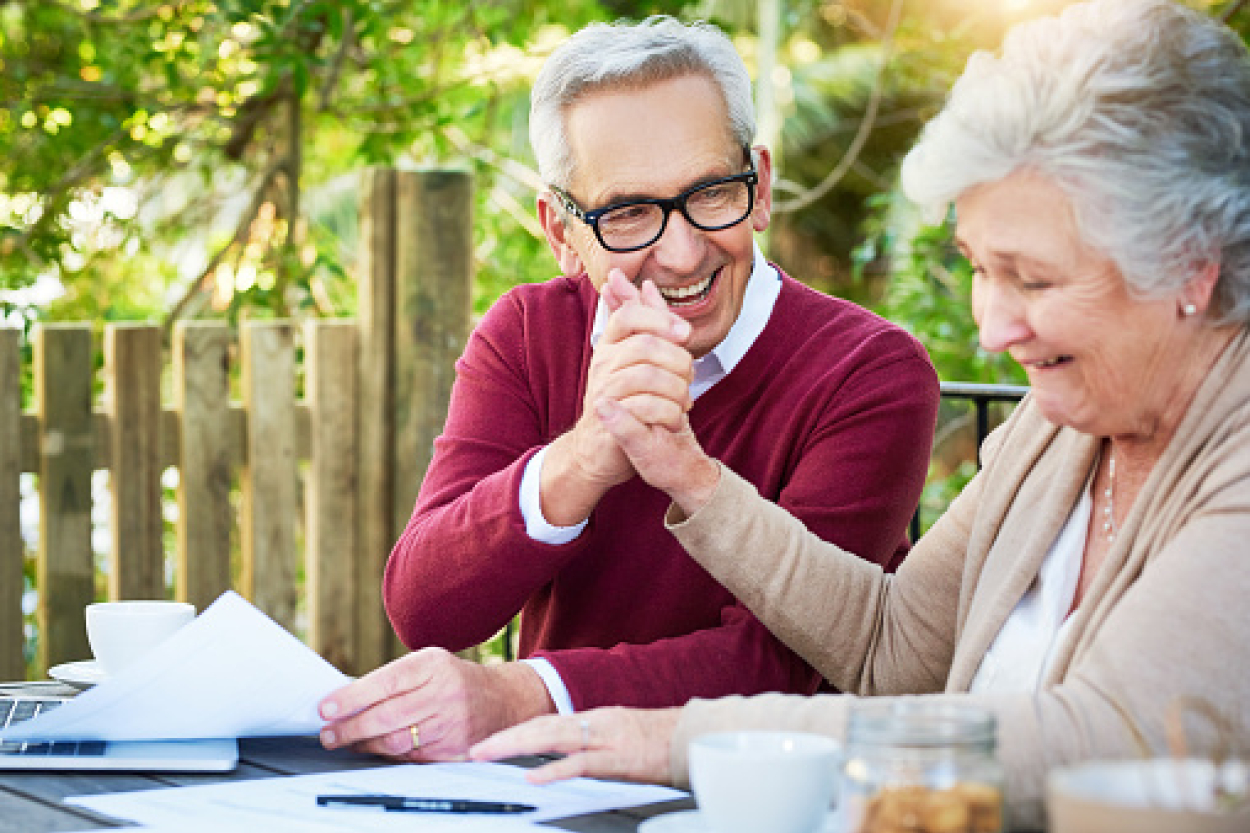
[520,244,781,713]
[968,472,1091,694]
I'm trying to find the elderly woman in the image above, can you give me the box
[471,0,1250,827]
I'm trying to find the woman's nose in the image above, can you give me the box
[975,281,1031,354]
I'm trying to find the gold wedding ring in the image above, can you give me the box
[409,724,421,751]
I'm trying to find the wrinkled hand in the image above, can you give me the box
[590,273,720,516]
[318,649,554,762]
[470,706,681,786]
[541,269,694,525]
[594,397,720,518]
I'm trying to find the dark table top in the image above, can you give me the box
[0,735,696,832]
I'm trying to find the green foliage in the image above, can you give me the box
[0,0,613,327]
[856,190,1024,386]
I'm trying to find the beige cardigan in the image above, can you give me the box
[666,329,1250,830]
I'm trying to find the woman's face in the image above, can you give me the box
[955,170,1188,439]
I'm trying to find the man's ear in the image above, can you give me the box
[538,192,584,276]
[750,145,774,233]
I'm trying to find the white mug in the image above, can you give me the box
[689,730,841,833]
[86,600,196,676]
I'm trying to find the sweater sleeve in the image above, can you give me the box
[668,461,973,696]
[383,292,589,650]
[540,339,941,709]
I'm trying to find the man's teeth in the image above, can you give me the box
[1036,356,1066,368]
[659,274,714,304]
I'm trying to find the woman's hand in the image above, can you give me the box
[469,706,682,786]
[595,398,720,518]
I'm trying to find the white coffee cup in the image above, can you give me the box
[689,730,841,833]
[85,600,196,676]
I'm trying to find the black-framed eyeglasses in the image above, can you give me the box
[550,165,758,253]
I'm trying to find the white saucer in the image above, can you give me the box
[639,809,841,833]
[48,659,107,690]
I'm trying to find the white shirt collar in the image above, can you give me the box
[589,243,780,398]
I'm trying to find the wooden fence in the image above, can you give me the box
[0,168,472,681]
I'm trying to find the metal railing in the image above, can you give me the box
[909,381,1030,541]
[938,381,1030,449]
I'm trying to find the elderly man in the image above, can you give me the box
[318,16,938,761]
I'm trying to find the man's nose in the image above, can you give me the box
[651,209,705,272]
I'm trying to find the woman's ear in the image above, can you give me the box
[538,193,584,276]
[1180,260,1220,317]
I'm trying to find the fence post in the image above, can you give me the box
[239,320,298,631]
[356,167,397,671]
[34,324,95,674]
[306,319,359,673]
[0,329,23,679]
[104,324,165,600]
[357,168,472,666]
[392,170,473,547]
[173,321,233,614]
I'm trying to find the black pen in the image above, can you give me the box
[316,794,536,813]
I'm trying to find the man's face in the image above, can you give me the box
[539,73,773,360]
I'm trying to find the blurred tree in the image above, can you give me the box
[0,0,619,329]
[4,0,1246,365]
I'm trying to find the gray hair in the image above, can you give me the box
[529,16,755,191]
[901,0,1250,324]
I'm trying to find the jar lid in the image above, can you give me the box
[847,701,997,748]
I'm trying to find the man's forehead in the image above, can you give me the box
[563,75,742,205]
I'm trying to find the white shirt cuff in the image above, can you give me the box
[519,446,588,544]
[521,657,576,715]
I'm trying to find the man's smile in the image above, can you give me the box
[657,267,720,308]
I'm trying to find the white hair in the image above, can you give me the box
[529,16,755,191]
[901,0,1250,324]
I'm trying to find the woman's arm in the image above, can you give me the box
[666,462,975,695]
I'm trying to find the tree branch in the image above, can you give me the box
[773,0,904,214]
[1221,0,1249,22]
[441,125,544,192]
[318,8,354,112]
[162,159,286,330]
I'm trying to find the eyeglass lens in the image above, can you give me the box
[597,178,753,251]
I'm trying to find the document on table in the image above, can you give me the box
[2,591,350,741]
[67,760,687,831]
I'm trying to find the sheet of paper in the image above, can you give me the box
[2,591,351,741]
[68,761,686,830]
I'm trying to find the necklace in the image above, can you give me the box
[1101,445,1117,543]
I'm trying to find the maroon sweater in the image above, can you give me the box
[384,268,939,710]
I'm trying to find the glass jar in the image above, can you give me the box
[839,701,1005,833]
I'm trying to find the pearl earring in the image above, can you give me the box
[1183,303,1197,317]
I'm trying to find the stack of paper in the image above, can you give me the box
[68,761,685,831]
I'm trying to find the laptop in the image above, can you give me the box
[1,695,239,772]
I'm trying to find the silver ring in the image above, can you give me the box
[579,718,590,753]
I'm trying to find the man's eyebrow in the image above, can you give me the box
[593,166,741,209]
